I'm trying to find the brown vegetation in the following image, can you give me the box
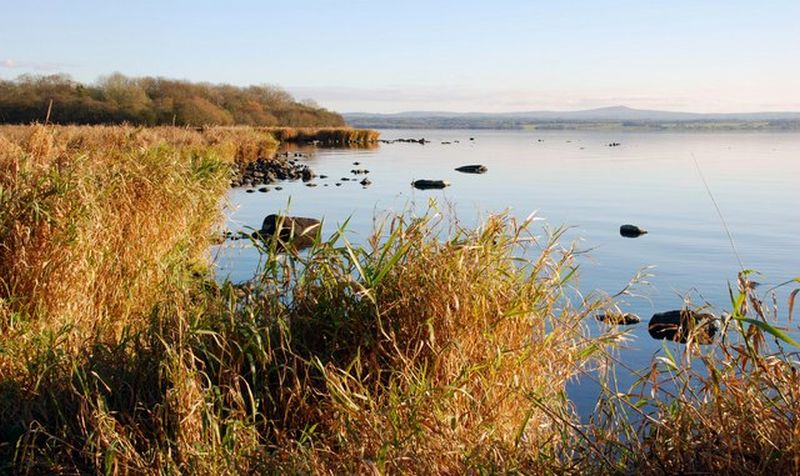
[0,124,798,474]
[0,73,346,127]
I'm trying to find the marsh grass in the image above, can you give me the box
[265,126,380,145]
[586,272,800,474]
[1,124,799,474]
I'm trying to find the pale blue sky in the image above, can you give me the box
[1,0,798,112]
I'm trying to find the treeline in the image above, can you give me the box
[0,73,345,127]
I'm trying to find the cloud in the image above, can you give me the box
[1,59,72,72]
[287,84,800,114]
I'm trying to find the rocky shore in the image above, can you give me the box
[229,155,315,188]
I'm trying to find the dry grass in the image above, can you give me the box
[1,124,798,474]
[264,126,380,145]
[587,272,800,474]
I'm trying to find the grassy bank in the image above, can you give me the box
[0,125,798,473]
[264,126,381,145]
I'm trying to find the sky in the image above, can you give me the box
[1,0,799,113]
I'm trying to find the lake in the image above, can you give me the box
[214,129,800,416]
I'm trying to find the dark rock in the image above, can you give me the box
[341,177,351,181]
[275,186,283,191]
[360,178,372,186]
[319,175,328,179]
[608,142,621,147]
[253,215,321,250]
[455,164,488,174]
[335,183,342,186]
[353,161,360,165]
[412,179,450,190]
[306,183,317,187]
[258,187,269,193]
[595,313,641,325]
[245,189,255,193]
[648,310,718,344]
[620,224,648,238]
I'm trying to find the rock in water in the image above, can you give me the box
[412,179,450,190]
[595,312,641,325]
[360,178,372,186]
[620,224,648,238]
[455,164,488,174]
[648,310,718,344]
[253,215,321,250]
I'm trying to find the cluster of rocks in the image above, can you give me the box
[594,308,719,345]
[380,138,430,144]
[607,142,622,147]
[230,158,314,188]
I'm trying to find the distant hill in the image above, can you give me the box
[344,106,800,129]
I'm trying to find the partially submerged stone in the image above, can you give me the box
[595,312,641,325]
[253,214,321,250]
[620,224,648,238]
[412,179,450,190]
[648,309,718,344]
[455,164,488,174]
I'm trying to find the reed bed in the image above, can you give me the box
[264,126,380,145]
[0,124,798,474]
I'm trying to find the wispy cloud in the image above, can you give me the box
[1,59,73,72]
[287,85,800,114]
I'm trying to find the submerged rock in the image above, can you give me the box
[648,310,718,344]
[595,312,641,325]
[620,224,648,238]
[455,164,488,174]
[253,215,321,250]
[412,179,450,190]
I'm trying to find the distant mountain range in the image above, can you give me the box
[344,106,800,129]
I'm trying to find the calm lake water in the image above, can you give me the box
[214,129,800,416]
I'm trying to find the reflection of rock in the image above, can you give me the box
[412,179,450,190]
[620,224,648,238]
[455,164,488,174]
[253,215,321,250]
[595,312,640,325]
[648,310,718,344]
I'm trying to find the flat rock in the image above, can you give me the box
[455,164,488,174]
[595,312,641,325]
[412,179,450,190]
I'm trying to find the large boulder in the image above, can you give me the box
[254,214,321,250]
[648,310,718,344]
